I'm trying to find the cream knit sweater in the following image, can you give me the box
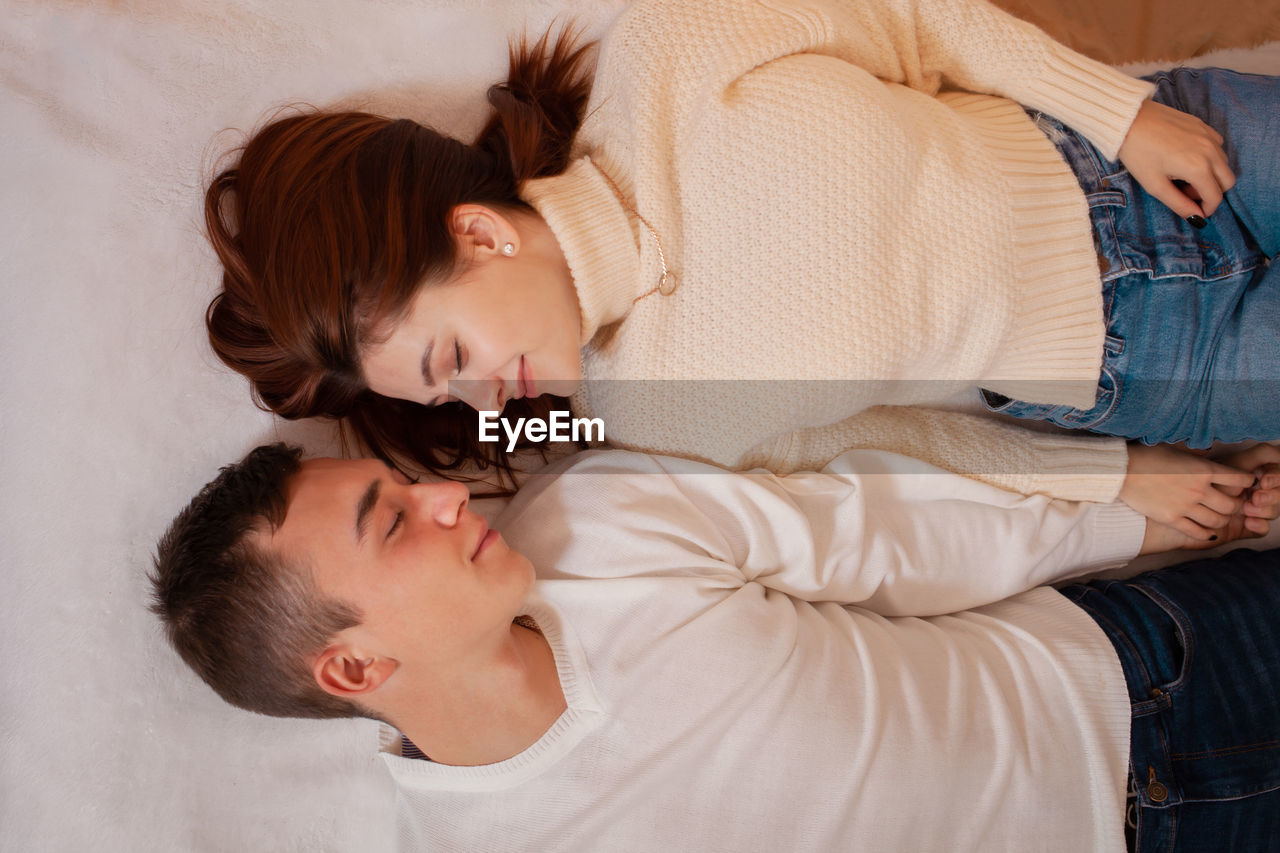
[522,0,1158,502]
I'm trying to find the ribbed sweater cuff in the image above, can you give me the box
[1022,433,1128,503]
[1082,501,1146,572]
[1030,42,1157,161]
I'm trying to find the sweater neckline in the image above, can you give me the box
[378,591,606,791]
[521,157,648,343]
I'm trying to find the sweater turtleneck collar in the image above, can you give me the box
[520,157,648,344]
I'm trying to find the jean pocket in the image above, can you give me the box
[1048,366,1119,429]
[1129,584,1194,707]
[1129,573,1280,804]
[1041,338,1124,430]
[979,388,1014,411]
[979,336,1124,428]
[978,389,1061,423]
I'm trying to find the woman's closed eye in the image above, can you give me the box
[427,342,465,406]
[386,509,404,540]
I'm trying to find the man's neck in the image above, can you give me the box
[384,622,565,767]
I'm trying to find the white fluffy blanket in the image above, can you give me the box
[1,1,1275,849]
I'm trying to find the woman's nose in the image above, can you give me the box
[453,378,506,414]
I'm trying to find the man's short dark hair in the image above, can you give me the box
[151,443,367,719]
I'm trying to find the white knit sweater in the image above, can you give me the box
[521,0,1158,502]
[381,449,1145,852]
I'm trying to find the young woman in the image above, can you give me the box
[204,0,1279,536]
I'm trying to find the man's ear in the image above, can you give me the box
[312,644,397,698]
[450,204,518,256]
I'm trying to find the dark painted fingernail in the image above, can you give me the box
[1186,214,1207,229]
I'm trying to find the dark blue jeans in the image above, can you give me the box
[986,69,1280,447]
[1061,547,1280,852]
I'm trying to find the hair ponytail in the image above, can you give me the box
[203,26,595,486]
[478,26,595,183]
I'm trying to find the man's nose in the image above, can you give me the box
[410,479,470,527]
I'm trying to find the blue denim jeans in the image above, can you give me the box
[985,69,1280,447]
[1060,547,1280,852]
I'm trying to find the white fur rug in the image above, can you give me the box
[1,3,626,851]
[1,0,1275,848]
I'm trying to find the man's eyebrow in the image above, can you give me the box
[420,341,434,389]
[355,479,381,542]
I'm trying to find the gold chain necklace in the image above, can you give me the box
[590,160,675,302]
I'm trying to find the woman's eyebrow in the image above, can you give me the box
[354,479,382,542]
[420,342,435,387]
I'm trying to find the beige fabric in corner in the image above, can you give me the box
[993,0,1280,64]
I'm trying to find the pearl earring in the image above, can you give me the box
[501,242,515,256]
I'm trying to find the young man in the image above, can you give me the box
[153,444,1280,852]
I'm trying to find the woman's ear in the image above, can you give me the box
[450,204,519,257]
[312,644,398,698]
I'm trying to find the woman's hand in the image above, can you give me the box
[1134,444,1280,555]
[1138,517,1217,555]
[1216,443,1280,532]
[1120,443,1254,541]
[1117,99,1236,224]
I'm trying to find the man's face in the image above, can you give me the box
[263,457,535,668]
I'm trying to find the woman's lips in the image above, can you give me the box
[518,356,535,399]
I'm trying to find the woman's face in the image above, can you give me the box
[361,207,583,412]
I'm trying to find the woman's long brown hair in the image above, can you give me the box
[204,27,594,483]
